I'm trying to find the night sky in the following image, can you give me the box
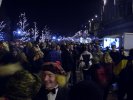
[1,0,101,36]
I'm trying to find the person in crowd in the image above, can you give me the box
[69,44,79,84]
[33,62,69,100]
[118,48,133,100]
[0,42,9,54]
[90,56,108,89]
[23,42,33,61]
[61,44,74,85]
[2,42,9,51]
[102,52,114,84]
[79,45,93,80]
[93,46,103,61]
[69,80,103,100]
[109,45,121,65]
[32,44,44,61]
[56,45,61,54]
[29,44,44,73]
[39,42,47,52]
[44,43,61,63]
[11,48,31,72]
[0,51,41,100]
[5,70,41,100]
[119,47,128,60]
[102,52,114,100]
[105,46,110,53]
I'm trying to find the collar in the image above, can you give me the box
[45,85,59,94]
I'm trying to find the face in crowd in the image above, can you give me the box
[42,71,58,90]
[112,45,116,51]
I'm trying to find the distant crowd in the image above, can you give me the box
[0,41,133,100]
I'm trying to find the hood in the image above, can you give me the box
[0,63,23,76]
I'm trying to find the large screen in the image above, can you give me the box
[104,38,119,49]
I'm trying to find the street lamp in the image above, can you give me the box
[95,15,98,18]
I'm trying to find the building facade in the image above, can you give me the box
[100,0,133,36]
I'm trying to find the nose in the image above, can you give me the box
[43,75,49,81]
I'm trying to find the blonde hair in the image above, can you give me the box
[103,52,112,63]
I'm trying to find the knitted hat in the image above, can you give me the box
[6,70,41,100]
[42,62,66,75]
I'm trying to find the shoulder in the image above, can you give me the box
[56,87,70,100]
[58,87,70,96]
[32,87,47,100]
[58,87,70,93]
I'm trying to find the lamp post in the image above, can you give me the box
[88,15,99,34]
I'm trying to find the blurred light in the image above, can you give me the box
[89,20,91,23]
[72,39,74,41]
[91,19,94,21]
[57,39,61,41]
[86,37,92,43]
[85,40,88,43]
[0,0,3,7]
[95,15,98,18]
[80,37,83,43]
[114,0,116,5]
[17,30,21,34]
[52,36,56,40]
[103,0,107,6]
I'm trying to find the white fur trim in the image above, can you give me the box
[0,63,23,76]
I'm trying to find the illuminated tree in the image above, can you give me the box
[13,13,31,41]
[31,22,39,41]
[0,21,6,40]
[0,21,6,32]
[38,25,51,42]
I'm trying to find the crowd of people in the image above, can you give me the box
[0,40,132,100]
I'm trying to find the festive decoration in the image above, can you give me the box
[17,13,29,32]
[39,28,45,42]
[31,22,39,41]
[0,32,4,40]
[44,25,51,40]
[13,13,31,41]
[39,25,52,42]
[0,21,6,32]
[0,21,6,41]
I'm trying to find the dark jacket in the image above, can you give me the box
[61,49,74,72]
[33,86,69,100]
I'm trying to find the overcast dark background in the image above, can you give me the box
[1,0,101,36]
